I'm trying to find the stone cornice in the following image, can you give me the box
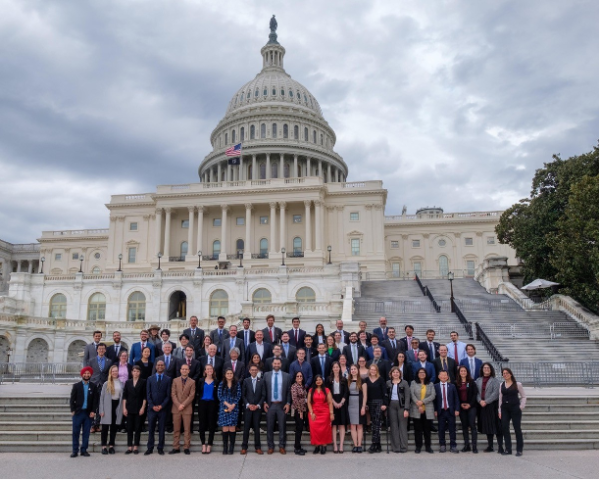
[384,217,500,228]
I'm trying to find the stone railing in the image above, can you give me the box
[242,301,342,318]
[40,229,109,238]
[385,210,503,223]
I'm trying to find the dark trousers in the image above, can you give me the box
[368,400,383,444]
[100,399,120,446]
[266,402,286,449]
[241,407,262,450]
[501,404,523,453]
[198,400,218,445]
[72,411,93,454]
[437,409,457,448]
[147,409,167,450]
[293,411,304,450]
[459,407,478,447]
[412,413,431,449]
[126,413,143,447]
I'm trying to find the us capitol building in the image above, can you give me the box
[0,20,517,363]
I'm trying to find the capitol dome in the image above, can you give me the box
[198,17,347,184]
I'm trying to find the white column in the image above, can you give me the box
[307,157,311,177]
[217,162,222,182]
[269,202,277,254]
[280,154,284,178]
[196,206,204,255]
[266,154,271,179]
[293,155,298,177]
[252,155,257,180]
[314,200,323,252]
[279,201,287,252]
[244,203,252,258]
[240,157,244,180]
[327,163,332,183]
[16,261,21,273]
[304,200,312,252]
[227,163,231,182]
[220,205,229,260]
[318,160,323,179]
[28,262,33,273]
[209,168,214,183]
[187,207,195,257]
[164,208,172,258]
[337,206,344,253]
[155,208,163,255]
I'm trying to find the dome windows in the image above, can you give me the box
[240,127,245,142]
[313,130,317,143]
[297,91,301,100]
[260,123,266,139]
[272,123,277,138]
[225,133,228,144]
[250,125,256,139]
[304,94,308,103]
[263,87,268,96]
[283,124,288,139]
[320,133,324,145]
[247,91,251,99]
[289,90,293,98]
[294,125,299,140]
[304,127,309,141]
[281,88,285,96]
[232,129,236,143]
[272,87,276,96]
[255,88,259,97]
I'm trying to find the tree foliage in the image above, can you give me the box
[496,144,599,312]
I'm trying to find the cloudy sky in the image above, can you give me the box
[1,0,597,244]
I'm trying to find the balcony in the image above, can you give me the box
[251,253,269,259]
[168,256,186,262]
[287,251,304,258]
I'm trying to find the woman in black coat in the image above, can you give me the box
[134,347,153,380]
[122,365,147,454]
[327,362,349,453]
[456,365,479,453]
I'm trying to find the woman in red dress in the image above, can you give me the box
[308,375,334,454]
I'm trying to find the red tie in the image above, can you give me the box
[414,350,418,361]
[270,328,274,342]
[454,343,459,363]
[232,361,236,371]
[187,358,191,367]
[442,384,448,409]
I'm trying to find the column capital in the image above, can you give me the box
[155,208,163,215]
[303,200,312,207]
[197,205,205,213]
[335,205,344,211]
[220,204,230,212]
[188,206,196,213]
[164,207,172,214]
[314,199,323,207]
[252,154,256,160]
[279,201,287,209]
[293,154,298,160]
[373,204,383,210]
[245,203,253,210]
[269,202,277,209]
[365,204,374,210]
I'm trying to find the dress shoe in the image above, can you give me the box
[240,449,247,455]
[439,445,446,453]
[516,451,522,457]
[497,447,505,454]
[255,449,264,455]
[184,449,190,455]
[368,444,377,454]
[375,443,382,452]
[352,447,358,453]
[472,447,478,454]
[320,446,326,455]
[125,450,133,455]
[450,447,459,454]
[279,447,286,455]
[168,449,180,455]
[80,451,90,457]
[426,448,434,454]
[357,446,363,453]
[501,450,512,456]
[166,429,174,434]
[461,445,470,452]
[267,448,274,455]
[133,450,139,455]
[294,448,305,456]
[101,448,108,455]
[70,452,78,458]
[157,448,165,455]
[108,447,115,454]
[484,446,494,452]
[144,449,153,456]
[314,446,321,454]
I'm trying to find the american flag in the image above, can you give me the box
[225,143,242,157]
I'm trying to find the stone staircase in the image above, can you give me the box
[0,394,597,452]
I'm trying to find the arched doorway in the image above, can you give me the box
[67,340,87,364]
[27,338,49,363]
[439,255,449,278]
[169,291,187,320]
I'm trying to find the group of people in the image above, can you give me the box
[71,315,526,458]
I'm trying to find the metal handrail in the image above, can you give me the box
[414,274,427,295]
[475,322,509,362]
[0,362,83,384]
[493,361,598,388]
[452,299,474,339]
[425,286,441,313]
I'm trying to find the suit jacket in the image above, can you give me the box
[286,328,306,347]
[433,357,457,383]
[326,348,341,362]
[398,336,415,352]
[99,381,124,425]
[89,356,112,386]
[82,342,100,367]
[70,380,99,414]
[237,328,256,349]
[129,341,156,365]
[311,334,327,346]
[368,358,391,381]
[264,356,290,373]
[245,342,273,363]
[279,343,297,365]
[177,357,202,381]
[301,346,318,363]
[242,376,266,408]
[196,378,219,401]
[456,380,478,408]
[475,376,500,404]
[155,341,177,357]
[171,376,196,414]
[146,373,172,410]
[122,378,147,412]
[209,328,228,354]
[173,346,192,360]
[366,346,389,361]
[342,343,366,365]
[329,330,350,345]
[262,326,282,345]
[105,344,128,363]
[152,354,181,378]
[224,359,246,380]
[406,348,422,364]
[372,326,390,343]
[310,355,333,379]
[459,356,483,381]
[409,381,436,419]
[222,336,245,360]
[198,355,224,381]
[411,361,436,384]
[382,339,406,361]
[395,362,413,384]
[288,360,313,389]
[434,382,460,413]
[418,341,440,362]
[182,327,205,357]
[262,370,291,406]
[385,379,410,411]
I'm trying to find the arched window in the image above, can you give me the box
[127,292,146,322]
[296,287,316,303]
[246,91,250,99]
[294,125,299,139]
[260,123,266,139]
[91,266,101,274]
[255,88,259,97]
[313,130,317,143]
[49,293,67,319]
[87,292,106,321]
[210,290,228,316]
[281,88,285,96]
[439,255,449,277]
[236,239,244,253]
[212,240,221,258]
[272,87,276,96]
[263,87,267,96]
[320,133,324,145]
[250,125,255,139]
[252,288,272,304]
[284,163,290,178]
[240,127,245,142]
[232,129,236,143]
[260,238,268,257]
[283,124,288,138]
[272,123,277,138]
[225,133,228,144]
[271,162,278,178]
[180,241,188,257]
[289,90,293,98]
[240,93,244,102]
[260,163,266,179]
[297,91,301,100]
[304,127,309,141]
[304,94,308,103]
[293,237,302,254]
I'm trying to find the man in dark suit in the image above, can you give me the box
[372,316,390,343]
[240,364,266,455]
[382,327,406,361]
[182,316,205,358]
[265,345,289,373]
[310,343,332,379]
[302,335,317,363]
[222,325,245,360]
[173,334,191,360]
[129,330,156,364]
[287,317,306,347]
[105,331,127,363]
[366,335,389,361]
[433,345,457,384]
[358,331,370,351]
[279,332,297,365]
[89,343,111,432]
[237,317,255,351]
[358,321,372,343]
[398,324,415,352]
[155,328,177,357]
[367,346,391,380]
[145,360,172,455]
[209,316,227,355]
[198,344,224,380]
[329,319,350,345]
[406,338,422,364]
[261,314,282,345]
[246,330,273,363]
[263,358,291,454]
[179,346,202,381]
[411,350,436,384]
[82,331,103,367]
[223,347,245,380]
[419,329,440,362]
[343,332,366,365]
[434,370,460,453]
[459,344,483,380]
[70,367,98,457]
[153,343,180,378]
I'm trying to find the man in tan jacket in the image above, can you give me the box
[169,363,196,454]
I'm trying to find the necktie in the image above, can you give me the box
[165,356,170,369]
[429,343,435,360]
[414,350,418,361]
[231,338,235,350]
[187,358,191,367]
[270,328,274,342]
[320,356,325,376]
[391,340,395,349]
[442,384,448,409]
[454,343,459,362]
[141,342,145,349]
[442,358,447,371]
[219,330,223,340]
[470,358,474,376]
[99,357,104,372]
[232,361,236,371]
[283,344,288,357]
[274,373,279,400]
[245,330,249,346]
[352,344,357,364]
[295,330,298,345]
[157,374,162,386]
[252,378,256,393]
[209,357,213,367]
[115,345,119,355]
[191,329,196,337]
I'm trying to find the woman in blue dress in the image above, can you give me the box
[217,368,241,455]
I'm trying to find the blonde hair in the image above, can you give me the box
[106,365,120,396]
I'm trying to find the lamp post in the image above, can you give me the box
[327,245,332,264]
[157,252,163,270]
[238,250,243,268]
[117,253,123,272]
[79,255,84,273]
[7,346,13,363]
[448,271,455,312]
[197,251,202,269]
[40,256,45,274]
[281,247,286,266]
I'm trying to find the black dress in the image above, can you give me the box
[327,378,349,426]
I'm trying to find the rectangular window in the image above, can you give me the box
[130,222,138,231]
[181,220,189,228]
[72,253,79,260]
[293,215,302,223]
[487,236,495,244]
[391,240,399,249]
[350,212,359,221]
[414,262,422,275]
[55,253,62,261]
[392,262,400,277]
[465,237,474,246]
[236,217,245,226]
[351,238,360,256]
[213,218,221,227]
[412,239,420,248]
[260,216,268,224]
[128,247,136,263]
[467,260,475,276]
